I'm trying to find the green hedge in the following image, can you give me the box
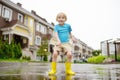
[0,39,22,59]
[87,55,106,64]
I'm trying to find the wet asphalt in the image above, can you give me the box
[0,62,120,80]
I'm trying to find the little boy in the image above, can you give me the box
[48,12,75,75]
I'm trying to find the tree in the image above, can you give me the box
[92,50,101,56]
[37,38,50,61]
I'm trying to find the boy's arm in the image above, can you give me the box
[70,33,76,43]
[55,32,61,45]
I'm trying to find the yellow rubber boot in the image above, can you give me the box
[48,62,56,75]
[65,62,75,75]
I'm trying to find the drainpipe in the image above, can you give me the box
[107,40,110,57]
[114,41,117,61]
[8,28,11,44]
[9,34,10,44]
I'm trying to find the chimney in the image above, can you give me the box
[17,3,22,7]
[31,10,36,15]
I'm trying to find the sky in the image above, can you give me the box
[11,0,120,50]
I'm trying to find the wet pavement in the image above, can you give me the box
[0,62,120,80]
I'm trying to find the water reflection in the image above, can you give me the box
[65,75,73,80]
[94,67,120,80]
[48,75,73,80]
[0,75,75,80]
[0,63,120,80]
[0,75,46,80]
[48,75,57,80]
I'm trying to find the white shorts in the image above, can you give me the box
[49,37,73,53]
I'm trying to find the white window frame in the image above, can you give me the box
[18,13,23,23]
[0,4,2,16]
[41,25,46,34]
[36,22,41,32]
[24,17,28,26]
[2,6,12,21]
[36,23,47,34]
[35,36,41,45]
[30,19,34,27]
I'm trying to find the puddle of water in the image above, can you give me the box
[0,63,120,80]
[0,75,46,80]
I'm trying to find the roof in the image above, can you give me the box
[0,20,28,31]
[0,20,17,29]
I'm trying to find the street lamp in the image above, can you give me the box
[44,48,47,52]
[44,48,47,55]
[44,48,47,61]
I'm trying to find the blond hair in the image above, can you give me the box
[56,12,67,21]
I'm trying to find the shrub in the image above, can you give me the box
[117,55,120,61]
[14,43,22,59]
[0,39,22,59]
[87,55,106,64]
[43,55,48,61]
[109,54,120,61]
[22,56,31,60]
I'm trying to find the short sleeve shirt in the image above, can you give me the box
[54,23,72,43]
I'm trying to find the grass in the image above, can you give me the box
[0,58,29,62]
[0,58,48,63]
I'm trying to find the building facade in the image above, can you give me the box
[101,38,120,58]
[72,38,93,62]
[0,0,54,60]
[0,0,94,61]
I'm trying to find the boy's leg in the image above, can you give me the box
[52,50,58,62]
[66,50,72,62]
[62,43,73,62]
[65,51,75,75]
[63,43,75,75]
[48,46,60,75]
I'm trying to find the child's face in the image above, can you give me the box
[57,15,66,26]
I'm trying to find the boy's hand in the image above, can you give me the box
[72,37,77,43]
[56,41,61,46]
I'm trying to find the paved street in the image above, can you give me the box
[0,62,120,80]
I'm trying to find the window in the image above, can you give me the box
[41,25,46,34]
[36,22,41,32]
[30,19,34,26]
[35,36,41,45]
[18,13,23,23]
[36,23,46,34]
[24,17,28,26]
[2,6,12,21]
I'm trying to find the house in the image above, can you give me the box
[0,0,54,60]
[101,38,120,61]
[73,38,93,62]
[0,0,93,62]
